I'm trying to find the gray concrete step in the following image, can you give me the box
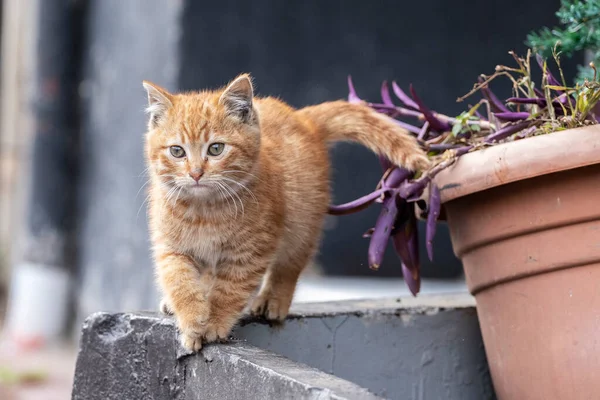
[72,295,495,400]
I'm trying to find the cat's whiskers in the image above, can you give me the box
[210,181,235,216]
[159,174,244,218]
[218,176,259,205]
[135,178,153,200]
[218,179,245,217]
[160,182,177,200]
[137,166,150,178]
[221,169,263,183]
[136,173,176,213]
[173,186,184,206]
[214,180,240,217]
[137,177,177,219]
[171,186,185,217]
[136,192,152,220]
[164,184,181,204]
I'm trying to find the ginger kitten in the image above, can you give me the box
[143,74,429,351]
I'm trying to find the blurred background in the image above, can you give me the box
[0,0,581,397]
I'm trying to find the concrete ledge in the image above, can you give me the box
[72,295,495,399]
[287,292,477,315]
[71,312,381,400]
[236,294,494,399]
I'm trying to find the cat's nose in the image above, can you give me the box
[189,169,204,182]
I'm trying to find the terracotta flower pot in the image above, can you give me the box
[434,125,600,400]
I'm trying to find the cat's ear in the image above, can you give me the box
[142,81,173,128]
[219,74,255,123]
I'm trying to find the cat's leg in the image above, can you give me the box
[250,252,312,321]
[250,219,321,321]
[155,252,211,352]
[200,261,268,343]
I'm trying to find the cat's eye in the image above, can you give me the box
[169,146,186,158]
[208,143,225,156]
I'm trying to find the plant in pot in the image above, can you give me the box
[330,49,600,399]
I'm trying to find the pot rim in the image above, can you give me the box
[433,125,600,203]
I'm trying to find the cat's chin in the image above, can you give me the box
[183,184,214,199]
[188,183,208,190]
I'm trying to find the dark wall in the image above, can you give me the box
[178,0,576,277]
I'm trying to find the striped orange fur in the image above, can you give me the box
[143,74,429,351]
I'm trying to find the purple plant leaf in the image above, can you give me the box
[369,103,423,119]
[515,125,539,140]
[391,81,419,110]
[535,54,562,89]
[478,77,510,113]
[474,109,487,121]
[506,97,546,107]
[554,92,576,110]
[428,143,464,152]
[592,102,600,123]
[380,81,395,107]
[368,194,398,270]
[391,118,422,135]
[347,75,361,104]
[370,105,395,114]
[409,84,452,132]
[455,145,473,156]
[534,87,545,98]
[425,185,441,261]
[494,111,530,122]
[328,188,387,215]
[417,121,430,141]
[383,167,414,189]
[556,93,571,105]
[398,178,429,201]
[392,203,420,295]
[484,120,533,143]
[401,263,420,296]
[405,221,421,295]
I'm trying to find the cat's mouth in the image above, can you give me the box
[187,182,210,191]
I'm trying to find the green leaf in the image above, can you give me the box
[452,124,462,136]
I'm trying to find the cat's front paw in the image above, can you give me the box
[180,330,204,352]
[177,315,233,351]
[176,307,210,352]
[200,319,234,343]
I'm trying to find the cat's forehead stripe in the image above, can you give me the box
[202,123,210,142]
[178,129,188,144]
[181,116,192,143]
[200,101,212,142]
[176,100,211,142]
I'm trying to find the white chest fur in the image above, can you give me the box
[173,222,226,269]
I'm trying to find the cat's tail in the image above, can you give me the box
[297,100,430,171]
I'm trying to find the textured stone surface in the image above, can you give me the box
[72,312,382,400]
[72,296,495,400]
